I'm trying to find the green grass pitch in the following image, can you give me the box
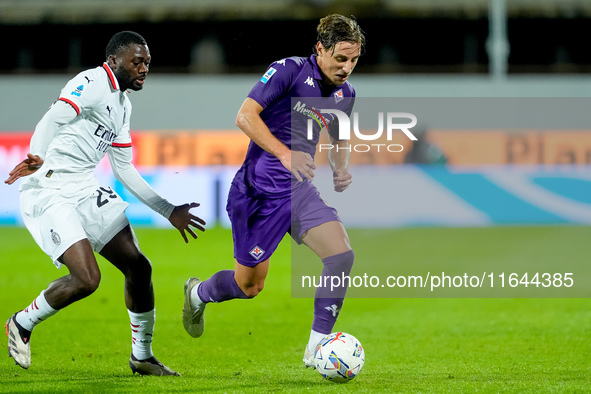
[0,225,590,393]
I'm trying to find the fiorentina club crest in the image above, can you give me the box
[334,89,343,103]
[249,245,265,260]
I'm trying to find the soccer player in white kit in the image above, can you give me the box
[4,31,205,376]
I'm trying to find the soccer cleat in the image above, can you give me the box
[303,345,316,369]
[182,277,206,338]
[129,353,180,376]
[5,314,32,369]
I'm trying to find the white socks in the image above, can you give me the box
[307,329,328,353]
[14,292,156,361]
[128,309,155,361]
[190,282,205,308]
[16,290,59,332]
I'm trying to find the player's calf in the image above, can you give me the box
[307,250,355,360]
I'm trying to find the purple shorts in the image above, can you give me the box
[226,180,340,267]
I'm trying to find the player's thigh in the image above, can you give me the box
[226,186,291,267]
[291,181,351,259]
[234,258,270,288]
[59,238,101,285]
[99,224,148,275]
[301,220,351,260]
[21,187,90,268]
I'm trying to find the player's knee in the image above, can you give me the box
[344,249,355,269]
[134,254,152,276]
[326,249,355,269]
[322,249,355,278]
[243,286,263,298]
[239,280,265,298]
[74,268,101,297]
[123,253,152,280]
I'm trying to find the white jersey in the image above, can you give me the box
[23,63,132,188]
[20,62,174,221]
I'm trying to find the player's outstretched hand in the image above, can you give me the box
[333,169,352,192]
[289,151,316,182]
[169,202,206,243]
[4,153,44,185]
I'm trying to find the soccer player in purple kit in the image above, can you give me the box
[183,14,365,367]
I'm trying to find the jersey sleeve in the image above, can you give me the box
[247,58,301,109]
[29,100,78,158]
[57,70,102,115]
[108,145,175,219]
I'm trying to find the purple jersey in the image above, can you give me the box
[232,55,355,199]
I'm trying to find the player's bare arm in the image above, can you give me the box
[236,98,316,182]
[328,136,352,192]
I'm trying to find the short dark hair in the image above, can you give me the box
[315,14,365,55]
[105,31,147,59]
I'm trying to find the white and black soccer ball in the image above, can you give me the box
[314,332,365,383]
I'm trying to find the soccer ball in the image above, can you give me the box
[314,332,365,383]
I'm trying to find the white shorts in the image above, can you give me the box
[20,181,129,268]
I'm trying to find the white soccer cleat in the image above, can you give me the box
[182,277,206,338]
[5,314,31,369]
[129,354,180,376]
[303,345,316,369]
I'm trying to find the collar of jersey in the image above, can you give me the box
[309,55,324,81]
[102,63,121,91]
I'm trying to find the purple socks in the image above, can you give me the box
[196,250,355,337]
[312,250,355,334]
[197,270,249,303]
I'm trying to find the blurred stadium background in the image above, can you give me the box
[1,0,591,228]
[1,5,589,391]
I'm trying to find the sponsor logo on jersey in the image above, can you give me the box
[249,245,265,260]
[71,85,84,97]
[260,67,277,84]
[304,76,315,87]
[292,101,331,134]
[45,170,53,178]
[334,89,344,103]
[94,124,117,153]
[275,59,286,66]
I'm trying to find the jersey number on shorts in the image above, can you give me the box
[96,186,118,208]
